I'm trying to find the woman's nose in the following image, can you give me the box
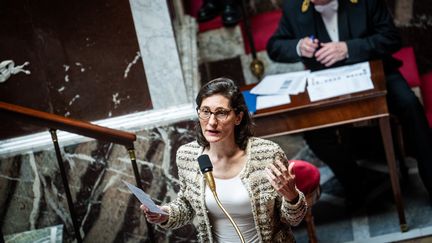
[208,114,218,125]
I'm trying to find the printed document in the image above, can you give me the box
[123,180,168,215]
[307,62,374,102]
[250,70,310,95]
[256,94,291,110]
[248,70,309,109]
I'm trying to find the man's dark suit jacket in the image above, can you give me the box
[267,0,402,72]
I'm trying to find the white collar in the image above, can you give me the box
[314,0,339,13]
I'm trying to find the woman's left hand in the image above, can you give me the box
[266,160,299,202]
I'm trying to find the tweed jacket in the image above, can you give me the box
[159,137,307,242]
[267,0,402,72]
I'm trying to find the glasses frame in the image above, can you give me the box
[196,107,235,121]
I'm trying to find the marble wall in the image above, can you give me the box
[0,120,201,242]
[0,0,152,140]
[2,0,431,242]
[0,0,203,240]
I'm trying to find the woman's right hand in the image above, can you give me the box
[140,204,169,224]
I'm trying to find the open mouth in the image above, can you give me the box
[206,129,220,135]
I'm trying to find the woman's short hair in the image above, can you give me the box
[195,77,254,150]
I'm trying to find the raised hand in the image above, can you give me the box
[266,160,299,202]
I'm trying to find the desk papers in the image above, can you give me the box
[250,70,310,95]
[245,61,374,111]
[307,62,374,102]
[123,180,168,215]
[256,94,291,110]
[250,70,310,110]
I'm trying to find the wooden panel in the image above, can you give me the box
[254,96,388,137]
[0,0,151,139]
[244,60,389,137]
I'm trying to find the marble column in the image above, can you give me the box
[129,0,188,109]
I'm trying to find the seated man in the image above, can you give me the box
[266,0,432,206]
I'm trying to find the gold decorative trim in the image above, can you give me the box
[302,0,310,13]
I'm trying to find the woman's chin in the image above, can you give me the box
[205,135,221,143]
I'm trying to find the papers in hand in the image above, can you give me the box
[249,70,310,110]
[307,62,374,102]
[123,180,168,215]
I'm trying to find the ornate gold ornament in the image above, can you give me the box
[302,0,310,13]
[250,58,265,80]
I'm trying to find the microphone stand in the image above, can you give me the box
[203,173,245,243]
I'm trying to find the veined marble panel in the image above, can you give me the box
[0,121,199,243]
[198,26,245,63]
[128,0,188,109]
[174,15,200,103]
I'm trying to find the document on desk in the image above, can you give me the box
[250,70,310,95]
[123,180,168,215]
[256,94,291,110]
[248,70,308,110]
[307,62,374,102]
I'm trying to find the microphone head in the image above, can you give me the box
[197,154,213,173]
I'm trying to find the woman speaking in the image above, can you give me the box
[140,77,307,242]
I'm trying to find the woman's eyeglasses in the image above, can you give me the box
[197,108,233,120]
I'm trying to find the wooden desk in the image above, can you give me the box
[245,60,408,231]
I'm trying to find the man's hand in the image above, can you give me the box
[315,41,348,66]
[299,36,319,58]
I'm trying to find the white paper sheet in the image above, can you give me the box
[250,70,310,95]
[256,94,291,110]
[307,62,374,102]
[123,180,168,215]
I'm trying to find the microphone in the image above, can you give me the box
[197,154,245,243]
[197,154,216,193]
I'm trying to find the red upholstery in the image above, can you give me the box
[186,0,283,39]
[291,160,321,194]
[199,16,225,33]
[420,71,432,127]
[240,10,282,54]
[185,0,202,18]
[392,46,421,88]
[184,0,232,32]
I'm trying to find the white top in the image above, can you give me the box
[315,0,339,42]
[296,0,340,56]
[205,174,260,243]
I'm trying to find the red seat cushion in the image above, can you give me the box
[199,16,224,33]
[187,0,243,33]
[420,71,432,128]
[185,0,202,18]
[184,0,224,32]
[392,46,421,88]
[291,160,320,194]
[240,10,282,54]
